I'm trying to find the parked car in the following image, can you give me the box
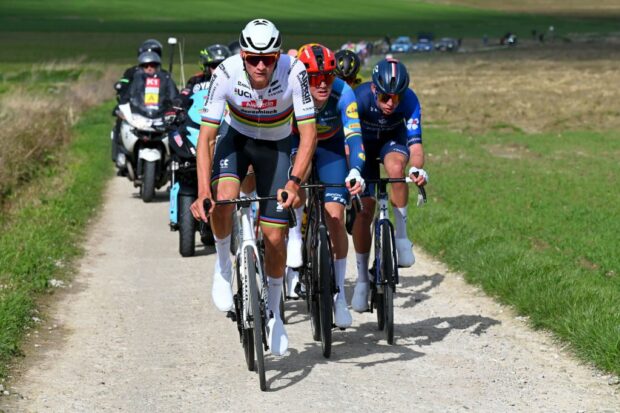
[412,38,433,53]
[435,37,459,52]
[390,36,413,53]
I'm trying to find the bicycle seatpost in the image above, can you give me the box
[280,191,297,229]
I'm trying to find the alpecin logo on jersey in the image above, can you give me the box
[241,99,277,109]
[297,71,311,104]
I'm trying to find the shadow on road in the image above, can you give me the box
[398,272,445,309]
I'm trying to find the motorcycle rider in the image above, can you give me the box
[190,19,317,356]
[350,58,428,312]
[286,43,365,328]
[112,39,168,171]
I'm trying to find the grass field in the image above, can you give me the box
[0,0,618,377]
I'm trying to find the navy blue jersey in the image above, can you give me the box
[354,82,422,146]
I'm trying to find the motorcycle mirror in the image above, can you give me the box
[168,37,178,45]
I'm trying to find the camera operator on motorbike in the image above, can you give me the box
[190,19,317,356]
[111,39,167,172]
[350,58,429,313]
[286,43,365,328]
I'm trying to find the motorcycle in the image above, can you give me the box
[168,125,214,257]
[117,113,171,203]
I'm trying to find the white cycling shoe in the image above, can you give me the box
[267,317,289,356]
[351,282,369,313]
[334,298,352,328]
[286,237,303,268]
[396,238,416,268]
[212,270,233,312]
[286,267,300,299]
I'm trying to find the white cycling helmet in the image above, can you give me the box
[239,19,282,54]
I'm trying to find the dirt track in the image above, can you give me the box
[1,178,618,412]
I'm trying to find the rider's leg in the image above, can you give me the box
[325,201,352,327]
[351,196,376,312]
[252,137,291,355]
[209,128,249,312]
[239,166,255,196]
[285,188,305,298]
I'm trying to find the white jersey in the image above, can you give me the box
[200,54,315,141]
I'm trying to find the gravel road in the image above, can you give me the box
[1,178,618,412]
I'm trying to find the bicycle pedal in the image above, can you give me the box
[226,310,237,322]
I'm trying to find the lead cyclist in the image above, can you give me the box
[191,19,317,356]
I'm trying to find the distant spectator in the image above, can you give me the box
[457,38,462,48]
[539,33,545,43]
[482,34,488,46]
[531,29,537,40]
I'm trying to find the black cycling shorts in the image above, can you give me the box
[211,125,291,228]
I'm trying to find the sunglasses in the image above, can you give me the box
[308,71,336,87]
[377,92,401,104]
[244,53,279,67]
[141,63,159,69]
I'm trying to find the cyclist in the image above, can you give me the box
[286,43,365,328]
[350,58,428,313]
[334,49,362,89]
[190,19,317,356]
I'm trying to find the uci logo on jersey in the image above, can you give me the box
[235,88,252,98]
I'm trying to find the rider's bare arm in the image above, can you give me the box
[194,124,218,220]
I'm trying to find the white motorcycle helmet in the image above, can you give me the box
[239,19,281,54]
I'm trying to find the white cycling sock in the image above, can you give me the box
[393,206,408,239]
[356,252,370,283]
[214,234,232,278]
[288,206,303,242]
[334,258,347,303]
[267,275,283,320]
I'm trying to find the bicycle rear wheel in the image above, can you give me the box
[246,246,266,391]
[380,221,396,344]
[317,226,333,358]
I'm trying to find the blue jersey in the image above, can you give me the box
[354,82,422,146]
[293,78,365,172]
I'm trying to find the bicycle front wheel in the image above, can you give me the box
[317,226,333,358]
[380,221,396,344]
[237,257,254,372]
[246,246,267,391]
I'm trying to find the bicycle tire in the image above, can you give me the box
[306,215,322,342]
[317,226,333,358]
[380,221,396,344]
[246,246,266,391]
[238,257,254,372]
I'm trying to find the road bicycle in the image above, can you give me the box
[204,192,295,391]
[366,176,426,344]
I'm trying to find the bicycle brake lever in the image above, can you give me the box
[281,191,297,228]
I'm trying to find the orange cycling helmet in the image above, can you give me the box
[298,43,336,73]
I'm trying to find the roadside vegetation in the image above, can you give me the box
[406,43,620,374]
[0,0,618,379]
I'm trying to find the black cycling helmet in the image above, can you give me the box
[335,49,361,79]
[138,51,161,66]
[371,58,410,95]
[199,45,230,72]
[138,39,163,57]
[228,40,241,55]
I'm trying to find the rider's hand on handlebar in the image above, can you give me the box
[409,166,429,186]
[278,186,298,209]
[191,192,213,222]
[345,169,365,196]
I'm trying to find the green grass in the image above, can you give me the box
[1,0,618,62]
[413,128,620,374]
[0,104,113,376]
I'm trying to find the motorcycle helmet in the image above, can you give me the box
[138,51,161,66]
[239,19,281,54]
[371,58,409,95]
[138,39,163,57]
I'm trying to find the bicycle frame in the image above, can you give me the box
[373,180,399,288]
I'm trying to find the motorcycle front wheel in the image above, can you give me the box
[141,160,157,203]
